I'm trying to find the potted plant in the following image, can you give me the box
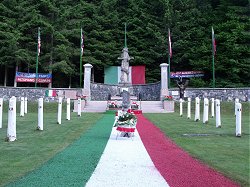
[162,95,175,112]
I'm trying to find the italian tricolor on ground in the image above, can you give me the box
[6,113,239,187]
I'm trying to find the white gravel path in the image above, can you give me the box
[85,127,169,187]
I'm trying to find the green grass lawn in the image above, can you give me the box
[144,101,250,187]
[0,102,104,186]
[0,101,249,186]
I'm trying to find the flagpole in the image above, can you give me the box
[212,54,215,88]
[168,54,171,89]
[124,23,127,48]
[80,28,83,88]
[168,28,171,89]
[212,26,215,88]
[35,27,40,88]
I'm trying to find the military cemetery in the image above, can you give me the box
[0,1,249,186]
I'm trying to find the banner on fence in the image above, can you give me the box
[16,72,52,83]
[170,71,204,78]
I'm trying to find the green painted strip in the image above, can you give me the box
[6,113,114,187]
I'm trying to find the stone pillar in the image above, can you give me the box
[160,63,169,97]
[83,63,93,100]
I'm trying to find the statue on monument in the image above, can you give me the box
[176,77,189,99]
[119,48,131,83]
[118,23,133,84]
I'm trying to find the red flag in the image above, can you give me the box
[38,27,41,56]
[81,28,84,56]
[212,27,216,56]
[168,28,172,58]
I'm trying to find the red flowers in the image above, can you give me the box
[163,96,173,101]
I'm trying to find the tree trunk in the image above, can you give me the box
[4,65,7,87]
[69,76,71,88]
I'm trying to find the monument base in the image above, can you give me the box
[118,83,134,96]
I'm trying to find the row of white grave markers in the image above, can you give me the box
[37,97,73,130]
[1,96,76,141]
[180,97,242,137]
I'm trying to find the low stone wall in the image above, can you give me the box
[0,87,83,102]
[170,88,250,102]
[0,85,249,102]
[90,82,161,101]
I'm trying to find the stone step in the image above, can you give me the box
[80,100,167,113]
[83,101,107,113]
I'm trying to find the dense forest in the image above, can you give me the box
[0,0,249,88]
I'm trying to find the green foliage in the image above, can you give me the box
[0,0,249,87]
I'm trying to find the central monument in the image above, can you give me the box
[118,23,133,85]
[118,23,134,110]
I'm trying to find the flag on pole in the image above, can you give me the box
[81,28,84,56]
[212,27,216,56]
[168,28,172,58]
[38,27,41,56]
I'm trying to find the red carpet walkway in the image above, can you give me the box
[136,114,239,187]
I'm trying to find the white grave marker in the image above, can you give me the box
[24,97,28,114]
[179,99,183,117]
[77,98,81,117]
[66,98,70,120]
[0,98,3,128]
[203,98,209,124]
[57,97,62,124]
[215,99,221,128]
[38,98,43,130]
[194,97,200,122]
[211,98,215,118]
[12,96,17,129]
[20,97,25,117]
[187,97,191,119]
[235,98,239,116]
[7,97,16,141]
[235,103,242,137]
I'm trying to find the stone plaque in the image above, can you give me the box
[65,90,77,99]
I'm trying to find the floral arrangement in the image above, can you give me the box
[114,111,137,127]
[162,95,173,101]
[131,101,139,110]
[77,95,87,101]
[107,101,121,109]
